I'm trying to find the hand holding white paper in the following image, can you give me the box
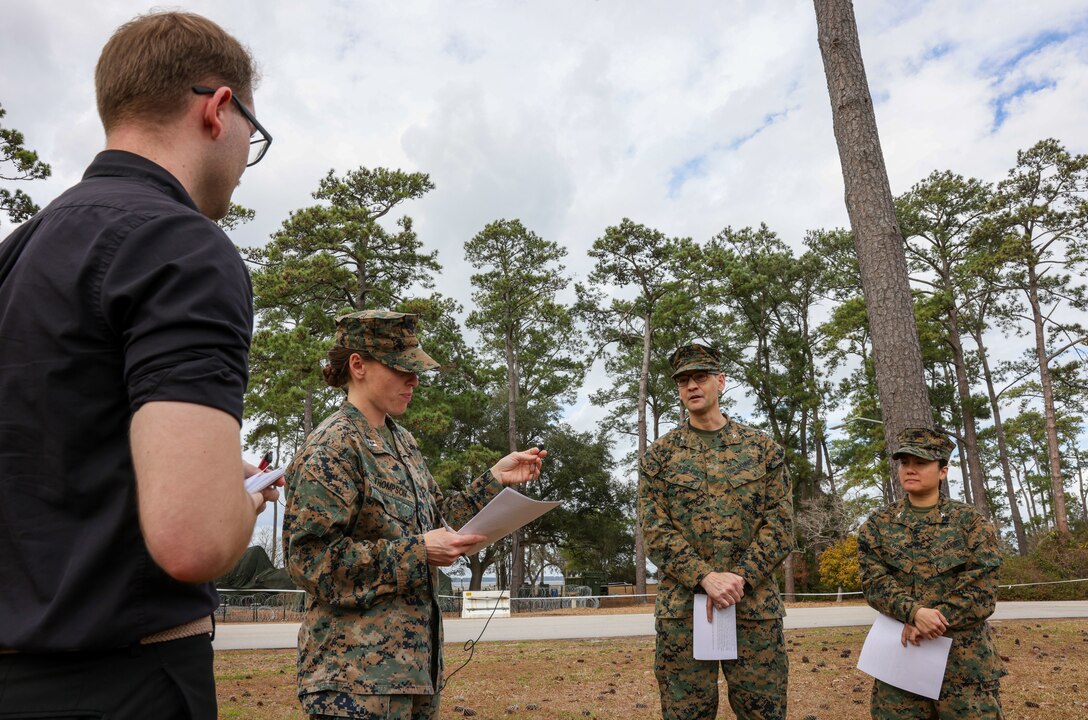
[454,487,560,555]
[857,614,952,700]
[244,466,286,494]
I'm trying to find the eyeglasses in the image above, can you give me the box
[674,371,712,386]
[192,86,272,166]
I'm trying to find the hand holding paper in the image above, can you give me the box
[244,466,286,494]
[913,607,949,639]
[450,487,560,555]
[857,614,952,700]
[699,571,745,620]
[424,528,487,567]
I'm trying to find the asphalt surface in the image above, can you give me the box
[212,600,1088,650]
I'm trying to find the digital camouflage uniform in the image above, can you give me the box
[639,344,794,720]
[283,312,504,719]
[858,428,1005,719]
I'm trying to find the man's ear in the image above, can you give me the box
[200,86,233,140]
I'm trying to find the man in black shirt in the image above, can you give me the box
[0,11,276,719]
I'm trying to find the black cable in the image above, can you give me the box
[439,592,506,690]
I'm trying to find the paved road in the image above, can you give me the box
[212,601,1088,650]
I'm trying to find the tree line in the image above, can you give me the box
[235,138,1088,594]
[3,109,1085,593]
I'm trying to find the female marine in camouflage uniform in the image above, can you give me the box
[283,311,545,720]
[858,428,1005,719]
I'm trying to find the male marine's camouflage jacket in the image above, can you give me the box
[639,417,794,620]
[858,496,1005,684]
[283,402,502,698]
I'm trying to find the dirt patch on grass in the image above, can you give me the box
[215,618,1088,718]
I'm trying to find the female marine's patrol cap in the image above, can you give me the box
[334,310,440,373]
[891,428,956,462]
[668,343,722,378]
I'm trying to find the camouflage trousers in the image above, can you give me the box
[870,679,1003,719]
[304,690,439,720]
[654,616,788,720]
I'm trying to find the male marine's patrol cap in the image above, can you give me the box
[334,310,440,373]
[668,343,722,378]
[891,428,956,462]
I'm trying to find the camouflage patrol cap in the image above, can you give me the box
[334,310,440,373]
[892,427,956,462]
[668,343,722,378]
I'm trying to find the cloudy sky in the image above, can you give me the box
[3,1,1087,521]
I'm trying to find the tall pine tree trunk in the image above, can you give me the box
[947,307,990,517]
[1026,267,1070,536]
[815,0,933,493]
[505,331,526,600]
[1075,449,1088,524]
[1015,465,1038,526]
[304,388,314,436]
[972,323,1027,554]
[955,434,970,504]
[633,316,651,596]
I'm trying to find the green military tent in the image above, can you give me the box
[216,546,295,591]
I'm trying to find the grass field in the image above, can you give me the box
[215,618,1088,719]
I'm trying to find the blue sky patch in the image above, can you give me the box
[991,79,1057,131]
[987,29,1071,79]
[668,109,790,198]
[668,154,708,198]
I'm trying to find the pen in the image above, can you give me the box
[440,517,456,532]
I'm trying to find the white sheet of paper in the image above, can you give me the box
[456,487,561,555]
[856,613,953,700]
[693,593,738,660]
[244,467,286,494]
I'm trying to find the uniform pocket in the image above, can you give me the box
[664,472,705,492]
[933,546,969,575]
[875,543,914,574]
[723,466,766,516]
[724,458,766,490]
[377,492,416,526]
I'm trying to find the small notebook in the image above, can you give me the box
[244,467,286,494]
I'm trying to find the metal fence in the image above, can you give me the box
[213,585,639,621]
[215,589,306,623]
[214,577,1088,622]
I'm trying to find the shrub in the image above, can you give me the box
[818,535,861,593]
[998,527,1088,601]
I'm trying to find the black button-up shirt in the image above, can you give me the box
[0,150,253,650]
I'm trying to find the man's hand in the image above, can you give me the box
[423,528,487,567]
[901,623,923,647]
[250,483,282,514]
[245,457,283,514]
[491,447,547,486]
[700,571,745,622]
[913,607,948,639]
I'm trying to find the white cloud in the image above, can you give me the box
[3,0,1087,451]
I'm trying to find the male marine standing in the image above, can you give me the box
[639,343,794,719]
[0,12,275,719]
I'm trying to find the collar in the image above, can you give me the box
[678,416,744,449]
[83,150,199,212]
[893,493,951,525]
[341,402,402,456]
